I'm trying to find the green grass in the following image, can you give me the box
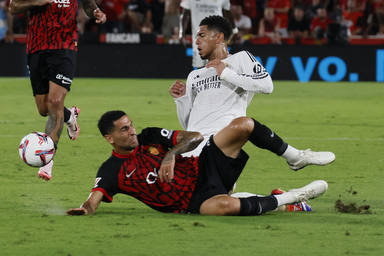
[0,78,383,256]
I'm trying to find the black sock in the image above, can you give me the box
[239,195,278,216]
[248,118,288,156]
[64,107,71,123]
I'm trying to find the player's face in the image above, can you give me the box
[196,25,220,60]
[108,115,138,152]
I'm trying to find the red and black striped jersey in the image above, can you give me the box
[92,128,200,213]
[26,0,78,54]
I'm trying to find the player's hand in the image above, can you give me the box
[159,153,175,183]
[206,59,227,77]
[169,80,186,98]
[67,207,88,216]
[94,8,106,24]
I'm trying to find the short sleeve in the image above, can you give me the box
[138,127,180,149]
[91,161,120,203]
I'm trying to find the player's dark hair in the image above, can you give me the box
[199,15,232,41]
[98,110,126,136]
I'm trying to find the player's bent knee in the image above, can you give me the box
[229,117,254,135]
[46,97,64,110]
[217,197,239,215]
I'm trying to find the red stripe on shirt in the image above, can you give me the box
[172,130,180,145]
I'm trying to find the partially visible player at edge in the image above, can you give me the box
[9,0,106,180]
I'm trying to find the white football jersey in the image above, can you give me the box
[174,50,274,156]
[181,0,231,67]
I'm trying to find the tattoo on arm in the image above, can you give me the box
[81,201,95,215]
[169,131,203,156]
[80,191,103,215]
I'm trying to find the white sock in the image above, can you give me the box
[273,192,297,206]
[282,145,301,163]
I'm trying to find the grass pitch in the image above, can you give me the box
[0,78,383,256]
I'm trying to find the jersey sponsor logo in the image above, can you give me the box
[160,129,173,139]
[52,0,71,8]
[126,168,136,178]
[94,177,102,188]
[191,75,221,94]
[56,74,72,85]
[148,147,160,155]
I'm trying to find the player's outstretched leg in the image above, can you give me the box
[200,180,327,216]
[66,106,80,140]
[232,189,313,212]
[248,119,335,170]
[37,82,67,181]
[237,180,327,216]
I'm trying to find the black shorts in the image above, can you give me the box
[186,136,249,214]
[27,49,77,96]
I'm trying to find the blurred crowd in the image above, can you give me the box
[1,0,383,44]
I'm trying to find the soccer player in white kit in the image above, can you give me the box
[170,15,335,171]
[180,0,236,68]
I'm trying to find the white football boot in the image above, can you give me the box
[38,160,54,181]
[288,149,335,171]
[287,180,328,202]
[66,106,80,141]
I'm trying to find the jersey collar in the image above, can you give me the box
[112,148,138,158]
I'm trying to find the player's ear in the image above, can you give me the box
[104,134,114,144]
[216,32,225,43]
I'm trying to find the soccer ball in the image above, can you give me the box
[18,132,55,167]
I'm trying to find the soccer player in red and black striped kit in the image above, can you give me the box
[67,111,328,216]
[9,0,106,180]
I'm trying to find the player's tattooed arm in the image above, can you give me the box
[173,131,204,154]
[158,131,203,183]
[67,190,103,216]
[82,0,106,24]
[9,0,51,14]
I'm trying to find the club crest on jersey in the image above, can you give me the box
[148,147,159,155]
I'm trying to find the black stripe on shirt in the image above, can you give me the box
[245,51,256,63]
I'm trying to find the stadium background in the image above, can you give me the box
[0,0,383,81]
